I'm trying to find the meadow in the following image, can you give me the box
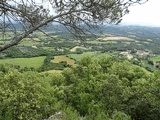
[0,56,45,69]
[68,51,112,61]
[151,55,160,62]
[51,55,75,66]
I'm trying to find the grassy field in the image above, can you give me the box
[151,56,160,62]
[0,56,46,69]
[20,39,40,46]
[87,40,117,44]
[51,55,75,66]
[42,47,55,51]
[68,51,111,61]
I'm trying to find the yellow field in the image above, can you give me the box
[41,70,62,74]
[32,38,40,41]
[22,38,40,41]
[51,56,75,66]
[46,70,62,73]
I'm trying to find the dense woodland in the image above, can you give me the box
[1,56,160,120]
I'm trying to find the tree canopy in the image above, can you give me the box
[0,0,148,51]
[0,56,160,119]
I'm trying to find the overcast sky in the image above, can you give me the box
[121,0,160,27]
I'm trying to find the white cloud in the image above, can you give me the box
[122,0,160,26]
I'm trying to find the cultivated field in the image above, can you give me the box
[68,51,111,61]
[0,56,46,69]
[51,55,75,66]
[97,36,133,41]
[151,56,160,62]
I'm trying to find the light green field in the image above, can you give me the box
[20,39,40,46]
[151,56,160,62]
[42,47,55,51]
[87,40,117,44]
[68,51,111,61]
[0,56,46,69]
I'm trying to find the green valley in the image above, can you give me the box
[1,0,160,119]
[0,25,160,120]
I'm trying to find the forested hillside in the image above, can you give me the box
[0,56,160,120]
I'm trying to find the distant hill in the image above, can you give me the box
[12,23,160,38]
[98,24,160,38]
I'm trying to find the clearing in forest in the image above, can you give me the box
[51,56,75,66]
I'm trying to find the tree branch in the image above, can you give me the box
[0,10,81,52]
[0,0,148,51]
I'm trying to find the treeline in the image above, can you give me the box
[0,56,160,120]
[38,55,70,72]
[1,47,51,58]
[0,46,70,58]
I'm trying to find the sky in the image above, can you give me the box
[121,0,160,27]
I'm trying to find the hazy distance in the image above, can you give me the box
[121,0,160,27]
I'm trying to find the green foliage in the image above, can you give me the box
[3,47,51,58]
[111,111,131,120]
[1,56,160,120]
[38,55,69,72]
[84,111,110,120]
[75,48,84,54]
[62,56,160,120]
[61,107,81,120]
[0,67,64,120]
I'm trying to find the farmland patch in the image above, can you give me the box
[0,56,45,69]
[97,36,133,41]
[51,56,75,66]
